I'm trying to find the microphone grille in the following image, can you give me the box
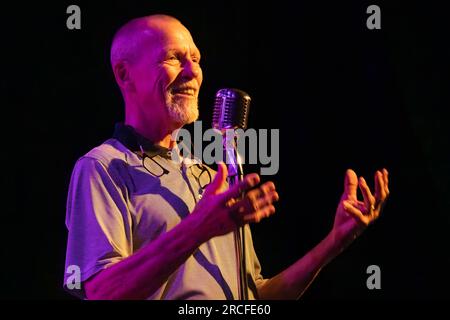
[212,88,251,130]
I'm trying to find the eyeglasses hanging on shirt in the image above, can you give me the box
[137,144,212,191]
[138,145,170,177]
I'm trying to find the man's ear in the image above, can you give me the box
[113,60,135,92]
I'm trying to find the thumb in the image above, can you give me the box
[341,169,358,201]
[203,162,228,197]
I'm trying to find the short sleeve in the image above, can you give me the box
[63,156,132,299]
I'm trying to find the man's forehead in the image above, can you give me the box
[143,17,189,37]
[143,25,199,54]
[151,25,194,45]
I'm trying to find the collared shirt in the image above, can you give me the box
[64,123,266,299]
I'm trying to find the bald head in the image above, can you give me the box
[110,14,186,67]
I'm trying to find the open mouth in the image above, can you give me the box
[171,86,196,97]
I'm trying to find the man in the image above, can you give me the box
[64,14,389,300]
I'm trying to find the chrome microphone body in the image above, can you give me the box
[212,88,250,183]
[212,88,251,300]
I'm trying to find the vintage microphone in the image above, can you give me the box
[212,88,251,300]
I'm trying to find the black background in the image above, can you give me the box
[1,0,449,301]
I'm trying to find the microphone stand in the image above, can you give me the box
[224,132,248,300]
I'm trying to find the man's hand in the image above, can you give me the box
[256,168,389,300]
[192,163,279,240]
[332,168,390,249]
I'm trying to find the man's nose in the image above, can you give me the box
[182,59,201,79]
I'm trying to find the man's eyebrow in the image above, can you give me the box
[158,47,201,60]
[155,48,177,60]
[158,48,176,56]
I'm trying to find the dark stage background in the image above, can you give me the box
[1,0,449,301]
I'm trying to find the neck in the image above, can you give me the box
[125,106,178,149]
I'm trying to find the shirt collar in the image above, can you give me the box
[112,122,173,159]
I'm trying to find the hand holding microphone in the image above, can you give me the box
[209,88,279,300]
[192,163,278,240]
[190,88,280,237]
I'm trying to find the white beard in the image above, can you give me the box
[166,94,199,125]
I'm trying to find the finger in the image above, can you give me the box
[343,200,369,226]
[225,197,237,207]
[374,170,381,198]
[342,169,358,201]
[259,181,276,197]
[219,173,260,204]
[229,190,278,216]
[359,176,375,213]
[247,181,276,199]
[383,168,390,196]
[374,170,386,203]
[203,162,228,197]
[252,191,279,210]
[243,205,276,223]
[382,168,388,185]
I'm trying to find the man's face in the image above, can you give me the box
[130,21,203,128]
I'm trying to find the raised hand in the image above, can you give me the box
[332,168,389,248]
